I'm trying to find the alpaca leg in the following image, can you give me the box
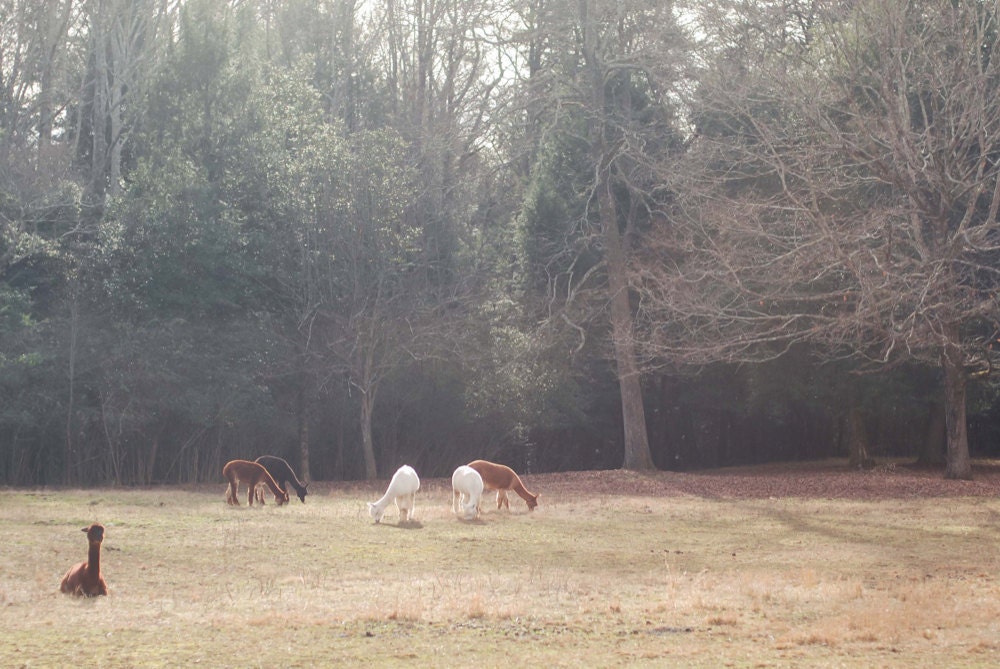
[408,493,416,521]
[247,482,255,506]
[497,489,510,510]
[453,489,460,514]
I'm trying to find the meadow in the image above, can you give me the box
[2,462,999,668]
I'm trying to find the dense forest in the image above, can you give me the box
[3,0,1000,486]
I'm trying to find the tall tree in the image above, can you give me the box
[515,0,688,470]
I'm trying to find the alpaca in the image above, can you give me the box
[254,455,309,503]
[367,465,420,523]
[467,460,539,511]
[60,524,108,597]
[223,459,289,506]
[451,465,484,520]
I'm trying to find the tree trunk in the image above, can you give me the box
[297,382,311,482]
[65,289,79,484]
[599,179,655,471]
[941,338,972,479]
[145,434,159,485]
[846,406,874,470]
[360,389,378,479]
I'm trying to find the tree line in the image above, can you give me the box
[3,0,999,486]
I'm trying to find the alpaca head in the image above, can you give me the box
[83,524,105,543]
[296,485,308,503]
[367,501,384,523]
[525,493,539,511]
[462,501,479,520]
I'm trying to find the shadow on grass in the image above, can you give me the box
[380,520,424,530]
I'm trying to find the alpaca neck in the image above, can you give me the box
[261,473,283,497]
[87,542,102,574]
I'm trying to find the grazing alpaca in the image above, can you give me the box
[254,455,309,503]
[467,460,539,511]
[60,524,108,597]
[223,459,289,506]
[451,465,484,520]
[367,465,420,523]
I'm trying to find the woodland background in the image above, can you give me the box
[4,0,1000,486]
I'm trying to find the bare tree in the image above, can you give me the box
[78,0,168,206]
[635,0,1000,478]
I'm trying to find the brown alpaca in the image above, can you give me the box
[223,459,289,506]
[60,524,108,597]
[467,460,539,511]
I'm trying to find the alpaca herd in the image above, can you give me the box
[375,460,539,523]
[60,456,537,596]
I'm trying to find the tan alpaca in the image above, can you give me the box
[467,460,539,511]
[60,524,108,597]
[223,460,289,506]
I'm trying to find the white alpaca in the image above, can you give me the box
[451,465,484,520]
[367,465,420,523]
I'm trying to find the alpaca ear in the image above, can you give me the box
[81,526,89,533]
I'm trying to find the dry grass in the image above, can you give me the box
[2,463,1000,667]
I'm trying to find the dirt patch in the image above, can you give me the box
[524,459,1000,500]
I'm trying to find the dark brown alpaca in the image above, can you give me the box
[60,524,108,597]
[254,455,308,503]
[223,459,289,506]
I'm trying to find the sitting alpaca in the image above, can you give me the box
[467,459,539,511]
[452,465,484,520]
[223,459,289,506]
[367,465,420,523]
[254,455,308,503]
[60,524,108,597]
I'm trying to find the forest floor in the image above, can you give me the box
[2,458,999,668]
[526,458,1000,499]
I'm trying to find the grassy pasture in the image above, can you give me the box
[2,463,1000,668]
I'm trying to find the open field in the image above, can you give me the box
[2,460,1000,668]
